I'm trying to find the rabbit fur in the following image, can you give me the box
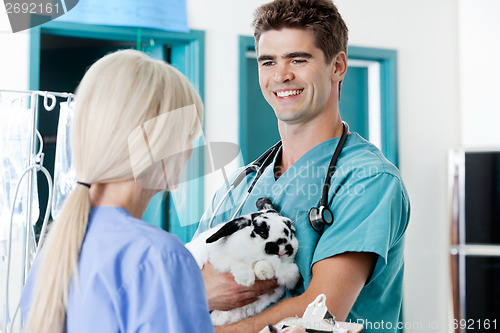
[186,197,300,326]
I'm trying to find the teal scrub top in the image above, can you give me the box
[196,133,410,332]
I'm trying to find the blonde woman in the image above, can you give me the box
[20,50,214,333]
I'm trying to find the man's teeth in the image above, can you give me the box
[276,90,302,97]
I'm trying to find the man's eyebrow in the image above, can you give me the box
[257,52,313,63]
[257,55,275,63]
[285,52,313,59]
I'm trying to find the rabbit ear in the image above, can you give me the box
[206,217,251,243]
[256,197,274,211]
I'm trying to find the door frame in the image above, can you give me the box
[348,46,399,166]
[238,36,258,164]
[29,22,205,242]
[29,21,205,96]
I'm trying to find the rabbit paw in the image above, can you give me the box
[254,260,275,280]
[232,263,256,287]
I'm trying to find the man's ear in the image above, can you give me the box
[331,51,348,81]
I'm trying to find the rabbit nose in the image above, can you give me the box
[265,242,279,256]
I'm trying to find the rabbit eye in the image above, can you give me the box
[277,238,287,245]
[252,221,269,239]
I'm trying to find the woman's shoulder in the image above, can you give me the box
[86,206,190,265]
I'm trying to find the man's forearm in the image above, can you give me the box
[215,252,377,332]
[215,294,310,333]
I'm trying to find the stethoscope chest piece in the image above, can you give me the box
[308,206,333,232]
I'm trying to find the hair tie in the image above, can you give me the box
[77,181,91,188]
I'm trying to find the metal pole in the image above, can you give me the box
[23,93,39,283]
[0,89,73,99]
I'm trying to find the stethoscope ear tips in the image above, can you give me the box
[308,206,333,232]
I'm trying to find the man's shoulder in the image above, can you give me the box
[339,132,401,180]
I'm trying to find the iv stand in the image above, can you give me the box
[0,89,74,333]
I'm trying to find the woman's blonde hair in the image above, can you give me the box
[25,49,203,333]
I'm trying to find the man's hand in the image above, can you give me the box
[202,262,278,311]
[213,252,377,333]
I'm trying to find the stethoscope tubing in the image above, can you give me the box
[207,142,280,228]
[320,121,349,207]
[207,122,348,230]
[208,184,235,228]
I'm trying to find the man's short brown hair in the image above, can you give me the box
[252,0,348,63]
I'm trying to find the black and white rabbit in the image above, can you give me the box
[186,197,300,326]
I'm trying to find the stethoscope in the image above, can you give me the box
[208,121,349,233]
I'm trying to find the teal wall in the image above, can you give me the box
[339,66,369,140]
[239,38,280,164]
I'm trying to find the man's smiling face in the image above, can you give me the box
[257,28,336,125]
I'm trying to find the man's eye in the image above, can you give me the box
[292,59,306,64]
[261,61,274,67]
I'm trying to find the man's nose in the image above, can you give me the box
[273,64,294,82]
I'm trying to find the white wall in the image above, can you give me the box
[0,9,30,90]
[458,0,500,148]
[187,0,271,201]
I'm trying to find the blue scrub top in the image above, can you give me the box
[196,133,410,332]
[22,206,214,333]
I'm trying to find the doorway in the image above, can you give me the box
[30,21,205,243]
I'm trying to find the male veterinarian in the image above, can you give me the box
[195,0,410,332]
